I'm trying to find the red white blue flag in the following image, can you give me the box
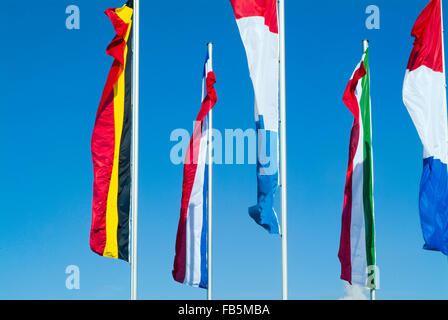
[403,0,448,255]
[172,51,217,288]
[230,0,280,234]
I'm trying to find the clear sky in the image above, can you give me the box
[1,0,448,300]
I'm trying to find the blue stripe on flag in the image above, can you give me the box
[419,156,448,255]
[199,136,209,289]
[203,51,209,77]
[249,116,280,234]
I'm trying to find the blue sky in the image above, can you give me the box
[1,0,448,300]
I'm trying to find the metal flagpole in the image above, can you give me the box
[441,0,448,271]
[278,0,288,301]
[362,39,376,302]
[442,0,446,90]
[207,42,214,301]
[130,0,140,301]
[441,0,448,145]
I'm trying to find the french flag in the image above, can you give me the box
[230,0,280,234]
[172,51,217,288]
[403,0,448,255]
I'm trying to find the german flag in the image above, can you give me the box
[90,1,133,261]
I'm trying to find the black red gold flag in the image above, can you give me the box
[90,1,133,261]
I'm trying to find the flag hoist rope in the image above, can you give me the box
[207,42,214,301]
[131,0,140,301]
[278,0,288,301]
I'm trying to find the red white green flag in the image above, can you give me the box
[338,48,376,289]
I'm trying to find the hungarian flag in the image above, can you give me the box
[172,51,217,288]
[403,0,448,255]
[230,0,280,234]
[90,1,133,261]
[338,48,376,288]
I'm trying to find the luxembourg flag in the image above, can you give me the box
[230,0,280,234]
[338,47,376,288]
[172,52,217,288]
[403,0,448,255]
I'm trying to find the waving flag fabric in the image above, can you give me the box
[403,0,448,255]
[172,52,217,289]
[90,1,133,261]
[338,49,376,288]
[230,0,280,234]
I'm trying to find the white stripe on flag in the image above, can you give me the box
[351,78,367,286]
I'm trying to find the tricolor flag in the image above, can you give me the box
[90,1,134,261]
[403,0,448,255]
[172,51,217,288]
[338,47,376,288]
[230,0,280,234]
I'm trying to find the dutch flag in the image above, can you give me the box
[230,0,280,234]
[403,0,448,255]
[172,51,217,288]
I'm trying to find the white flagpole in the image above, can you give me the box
[441,0,448,278]
[442,0,446,87]
[370,288,376,300]
[130,0,140,301]
[278,0,288,300]
[207,42,214,301]
[442,0,448,135]
[362,39,376,302]
[440,0,448,278]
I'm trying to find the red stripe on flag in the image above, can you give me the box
[407,0,443,72]
[229,0,278,34]
[338,63,367,285]
[90,75,117,256]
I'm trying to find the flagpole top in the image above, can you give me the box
[363,39,369,52]
[207,43,213,65]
